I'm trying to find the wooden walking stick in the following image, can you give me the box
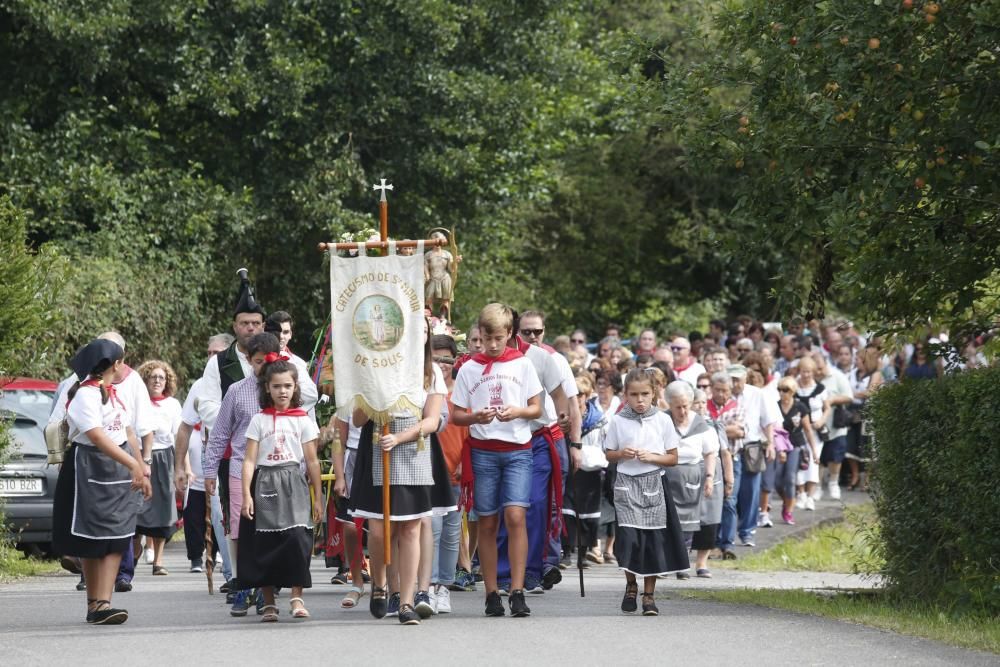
[202,424,215,594]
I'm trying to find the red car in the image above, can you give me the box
[0,377,59,554]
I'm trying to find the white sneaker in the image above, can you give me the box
[435,586,451,614]
[828,482,841,500]
[811,487,823,502]
[758,512,773,528]
[805,497,816,511]
[795,493,807,509]
[144,548,155,564]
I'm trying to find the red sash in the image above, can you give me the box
[533,424,566,548]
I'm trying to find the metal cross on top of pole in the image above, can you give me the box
[318,179,449,567]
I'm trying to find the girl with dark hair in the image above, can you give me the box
[239,358,323,622]
[53,339,152,625]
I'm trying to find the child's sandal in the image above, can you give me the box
[260,604,279,622]
[621,582,638,614]
[289,597,310,618]
[341,586,366,609]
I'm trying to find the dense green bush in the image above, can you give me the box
[868,369,1000,614]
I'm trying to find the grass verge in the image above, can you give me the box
[717,503,880,573]
[681,588,1000,655]
[0,541,63,581]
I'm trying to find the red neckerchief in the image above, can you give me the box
[514,335,531,354]
[113,364,133,383]
[261,406,307,429]
[471,347,523,376]
[80,378,126,411]
[150,395,170,406]
[673,359,695,373]
[707,397,738,420]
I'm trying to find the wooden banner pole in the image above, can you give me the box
[375,179,393,567]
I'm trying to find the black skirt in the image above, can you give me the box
[690,523,720,551]
[348,422,454,522]
[52,445,132,559]
[563,469,602,519]
[613,476,690,577]
[236,469,313,589]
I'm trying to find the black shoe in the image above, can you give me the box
[676,571,690,580]
[541,567,562,590]
[60,556,82,575]
[226,590,236,605]
[114,579,132,593]
[398,603,421,625]
[621,583,638,613]
[75,576,86,592]
[87,604,128,625]
[484,591,505,617]
[220,579,233,594]
[369,587,387,619]
[641,593,659,616]
[509,589,531,617]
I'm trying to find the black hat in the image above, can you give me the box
[70,339,125,381]
[234,268,266,319]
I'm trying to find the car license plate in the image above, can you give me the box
[0,477,43,496]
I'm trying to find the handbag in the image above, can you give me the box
[741,442,767,473]
[579,442,608,472]
[833,404,861,428]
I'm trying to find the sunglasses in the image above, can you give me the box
[697,383,710,390]
[670,345,685,352]
[520,328,544,337]
[778,387,793,393]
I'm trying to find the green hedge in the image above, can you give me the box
[868,368,1000,614]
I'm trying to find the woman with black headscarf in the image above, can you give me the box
[52,339,152,625]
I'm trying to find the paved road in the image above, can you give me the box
[2,525,994,666]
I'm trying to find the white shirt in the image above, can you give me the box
[796,382,828,427]
[288,351,319,416]
[735,384,781,443]
[149,397,182,450]
[675,361,707,386]
[531,348,579,432]
[66,385,129,447]
[821,368,852,438]
[674,416,721,465]
[603,410,679,476]
[198,347,253,431]
[246,412,320,467]
[180,378,206,491]
[452,355,544,444]
[50,368,153,437]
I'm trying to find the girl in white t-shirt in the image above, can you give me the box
[239,357,322,622]
[603,369,689,617]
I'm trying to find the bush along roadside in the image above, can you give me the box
[868,368,1000,615]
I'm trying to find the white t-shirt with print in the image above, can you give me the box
[149,397,182,450]
[452,355,544,444]
[245,412,320,467]
[66,385,130,447]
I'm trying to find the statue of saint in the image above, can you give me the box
[424,229,460,321]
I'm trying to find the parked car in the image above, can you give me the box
[1,412,59,555]
[0,377,59,425]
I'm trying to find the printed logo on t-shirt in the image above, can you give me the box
[488,382,503,408]
[111,413,124,433]
[266,431,295,463]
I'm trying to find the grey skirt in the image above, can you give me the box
[664,462,704,533]
[699,457,724,526]
[72,443,143,540]
[613,470,667,529]
[136,447,177,536]
[255,462,313,532]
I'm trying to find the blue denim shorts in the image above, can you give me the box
[470,447,532,516]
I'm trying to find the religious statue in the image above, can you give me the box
[424,228,461,321]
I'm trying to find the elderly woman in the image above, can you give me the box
[663,382,717,574]
[774,377,820,525]
[135,360,182,575]
[667,383,726,578]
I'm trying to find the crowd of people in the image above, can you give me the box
[48,270,985,626]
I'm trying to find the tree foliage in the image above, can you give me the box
[645,0,1000,345]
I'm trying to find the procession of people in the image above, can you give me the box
[47,231,983,627]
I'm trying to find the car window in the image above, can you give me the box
[5,418,47,458]
[0,389,56,426]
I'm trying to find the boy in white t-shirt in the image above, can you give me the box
[452,303,543,618]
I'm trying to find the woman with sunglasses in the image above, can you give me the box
[775,378,819,525]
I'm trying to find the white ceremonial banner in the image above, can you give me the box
[331,245,426,422]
